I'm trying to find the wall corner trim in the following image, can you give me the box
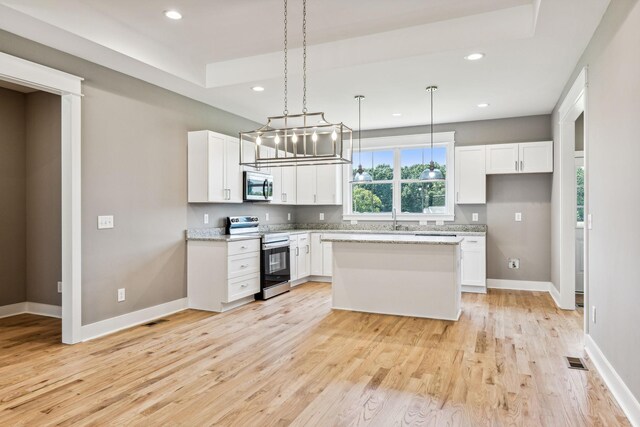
[585,334,640,426]
[81,298,188,342]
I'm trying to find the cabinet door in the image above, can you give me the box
[297,234,310,278]
[225,138,243,203]
[290,241,299,281]
[519,141,553,173]
[271,167,284,204]
[455,146,486,204]
[322,241,332,276]
[316,164,342,205]
[461,238,486,286]
[296,166,317,205]
[205,133,227,202]
[485,143,519,174]
[310,233,323,276]
[281,166,297,204]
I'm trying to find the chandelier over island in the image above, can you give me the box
[239,0,352,168]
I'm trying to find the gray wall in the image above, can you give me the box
[575,113,584,151]
[552,0,640,402]
[0,29,262,325]
[25,91,62,306]
[0,87,27,306]
[298,115,552,282]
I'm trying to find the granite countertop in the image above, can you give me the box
[186,228,261,242]
[322,234,464,245]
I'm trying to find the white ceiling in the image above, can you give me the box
[0,0,609,129]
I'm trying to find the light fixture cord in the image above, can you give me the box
[302,0,307,113]
[430,87,434,166]
[283,0,288,115]
[358,96,362,168]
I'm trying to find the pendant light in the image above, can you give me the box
[419,86,445,181]
[239,0,353,168]
[352,95,373,182]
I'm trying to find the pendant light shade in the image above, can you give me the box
[420,86,445,182]
[352,95,373,182]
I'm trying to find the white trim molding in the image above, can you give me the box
[0,302,62,319]
[487,279,553,292]
[81,298,188,342]
[585,335,640,426]
[0,303,27,319]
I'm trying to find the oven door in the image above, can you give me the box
[261,243,290,288]
[244,172,273,201]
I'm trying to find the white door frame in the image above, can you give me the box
[0,52,83,344]
[556,68,588,326]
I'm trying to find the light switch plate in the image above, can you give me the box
[287,213,291,221]
[203,214,209,224]
[117,288,125,302]
[97,215,114,229]
[57,281,62,293]
[472,213,479,222]
[319,213,325,221]
[515,212,522,222]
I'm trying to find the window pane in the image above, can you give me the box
[401,182,446,214]
[352,183,393,213]
[353,150,393,181]
[401,147,447,179]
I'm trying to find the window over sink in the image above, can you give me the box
[343,133,455,222]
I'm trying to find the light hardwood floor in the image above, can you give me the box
[0,283,629,426]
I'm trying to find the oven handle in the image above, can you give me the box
[262,242,290,250]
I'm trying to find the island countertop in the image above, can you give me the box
[321,234,463,245]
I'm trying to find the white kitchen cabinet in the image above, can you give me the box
[486,141,553,175]
[271,165,297,205]
[188,130,242,203]
[461,236,486,291]
[187,238,261,312]
[297,233,311,278]
[455,146,486,204]
[296,164,342,205]
[289,238,299,281]
[519,141,553,173]
[310,233,323,276]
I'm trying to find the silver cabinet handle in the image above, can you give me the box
[306,245,310,254]
[515,160,518,172]
[456,191,459,202]
[520,160,523,171]
[466,240,478,243]
[296,247,299,256]
[240,246,248,249]
[240,283,248,288]
[313,194,317,203]
[240,264,248,268]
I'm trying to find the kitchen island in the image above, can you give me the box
[323,234,463,321]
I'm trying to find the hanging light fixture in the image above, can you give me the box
[419,86,445,181]
[352,95,373,182]
[239,0,352,167]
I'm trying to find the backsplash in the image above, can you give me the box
[187,203,296,228]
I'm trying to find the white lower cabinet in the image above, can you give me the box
[311,233,333,277]
[460,236,486,292]
[290,233,310,283]
[187,239,261,312]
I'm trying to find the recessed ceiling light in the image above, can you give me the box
[465,53,485,61]
[392,113,402,117]
[251,86,265,92]
[477,103,490,108]
[164,10,182,20]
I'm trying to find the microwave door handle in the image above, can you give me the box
[263,179,268,199]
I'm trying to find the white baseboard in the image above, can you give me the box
[308,275,332,283]
[0,302,62,319]
[462,285,487,294]
[0,302,27,319]
[487,279,552,292]
[585,334,640,426]
[81,298,188,342]
[548,283,562,308]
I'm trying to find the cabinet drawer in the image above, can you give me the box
[461,236,485,250]
[226,274,260,302]
[228,253,260,279]
[228,239,260,256]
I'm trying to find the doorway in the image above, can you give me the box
[574,113,585,314]
[0,51,83,344]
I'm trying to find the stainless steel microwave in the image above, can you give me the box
[243,171,273,201]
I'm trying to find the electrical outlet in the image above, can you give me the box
[508,258,520,269]
[57,281,62,293]
[204,214,209,224]
[436,220,445,226]
[419,220,429,226]
[592,306,596,323]
[515,212,522,222]
[117,288,126,302]
[319,213,325,221]
[287,213,291,221]
[265,212,270,221]
[472,213,479,222]
[97,215,114,229]
[350,220,358,225]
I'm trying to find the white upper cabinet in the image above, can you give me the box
[271,165,297,205]
[486,141,553,175]
[455,146,486,204]
[485,143,519,174]
[297,164,342,205]
[188,130,242,203]
[519,141,553,173]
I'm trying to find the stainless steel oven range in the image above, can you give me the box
[259,233,291,299]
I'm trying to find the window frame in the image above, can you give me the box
[343,132,456,222]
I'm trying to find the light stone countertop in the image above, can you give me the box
[321,234,464,245]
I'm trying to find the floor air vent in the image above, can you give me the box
[566,356,588,370]
[144,319,169,327]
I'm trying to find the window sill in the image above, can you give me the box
[343,214,455,222]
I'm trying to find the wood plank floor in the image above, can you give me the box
[0,282,629,426]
